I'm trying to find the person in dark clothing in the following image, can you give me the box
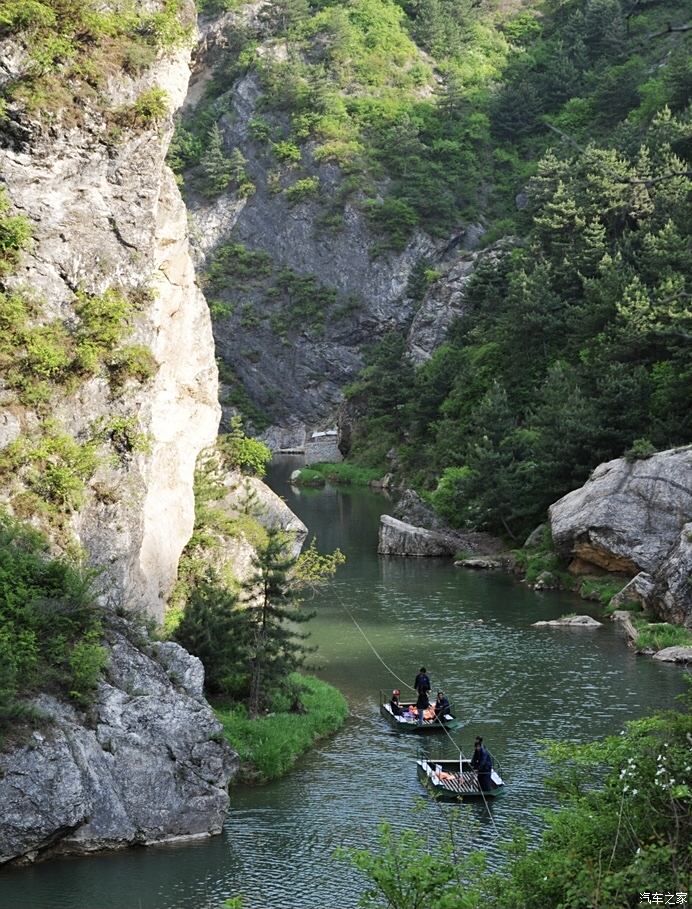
[471,736,493,792]
[414,667,431,697]
[413,668,431,726]
[390,689,403,716]
[433,691,451,722]
[415,686,429,726]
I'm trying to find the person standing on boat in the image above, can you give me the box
[413,667,431,726]
[390,689,403,716]
[471,736,493,792]
[414,667,431,699]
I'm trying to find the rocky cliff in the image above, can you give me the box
[0,4,218,622]
[178,8,488,446]
[0,616,236,866]
[549,446,692,627]
[0,2,244,861]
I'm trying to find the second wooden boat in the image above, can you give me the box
[416,758,506,800]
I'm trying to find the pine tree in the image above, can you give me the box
[243,530,315,719]
[173,579,249,695]
[200,122,232,198]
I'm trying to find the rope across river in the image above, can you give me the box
[332,583,504,833]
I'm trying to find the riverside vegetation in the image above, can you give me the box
[168,420,348,780]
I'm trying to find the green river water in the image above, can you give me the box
[1,456,686,909]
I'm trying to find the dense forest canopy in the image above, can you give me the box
[171,0,691,539]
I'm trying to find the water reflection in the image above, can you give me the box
[1,456,686,909]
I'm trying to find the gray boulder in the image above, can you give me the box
[549,446,692,626]
[524,523,548,549]
[532,615,602,628]
[653,646,692,664]
[0,620,237,865]
[609,572,656,611]
[394,489,443,530]
[654,524,692,627]
[379,515,458,556]
[378,514,503,558]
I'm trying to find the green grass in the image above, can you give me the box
[306,462,384,487]
[579,576,630,606]
[632,619,692,653]
[293,468,326,487]
[214,674,348,782]
[603,598,643,617]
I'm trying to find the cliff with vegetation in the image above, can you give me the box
[0,0,220,621]
[0,0,241,862]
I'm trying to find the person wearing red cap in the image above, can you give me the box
[390,688,403,716]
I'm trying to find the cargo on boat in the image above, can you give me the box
[379,692,460,734]
[416,758,506,800]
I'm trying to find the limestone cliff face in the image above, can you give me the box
[0,17,219,621]
[180,10,487,445]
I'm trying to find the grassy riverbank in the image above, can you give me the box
[293,462,383,488]
[215,674,348,783]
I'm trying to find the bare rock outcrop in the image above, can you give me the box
[0,618,236,866]
[549,447,692,626]
[406,240,513,366]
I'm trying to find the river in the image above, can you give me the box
[1,456,686,909]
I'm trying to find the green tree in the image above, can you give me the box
[173,578,250,696]
[200,122,232,198]
[219,416,271,477]
[245,531,310,719]
[242,531,345,718]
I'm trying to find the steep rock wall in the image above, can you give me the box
[0,16,219,621]
[180,10,486,444]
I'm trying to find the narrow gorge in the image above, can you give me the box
[0,0,690,904]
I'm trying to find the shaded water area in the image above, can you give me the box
[2,456,686,909]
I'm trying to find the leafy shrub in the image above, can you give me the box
[272,140,301,163]
[0,427,99,513]
[284,176,319,203]
[120,87,170,128]
[107,344,158,386]
[624,438,657,462]
[219,417,271,477]
[0,189,32,275]
[68,631,109,703]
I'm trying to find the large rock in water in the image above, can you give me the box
[0,618,237,865]
[378,514,502,557]
[549,446,692,627]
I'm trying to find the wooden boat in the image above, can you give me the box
[379,694,460,734]
[416,758,506,800]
